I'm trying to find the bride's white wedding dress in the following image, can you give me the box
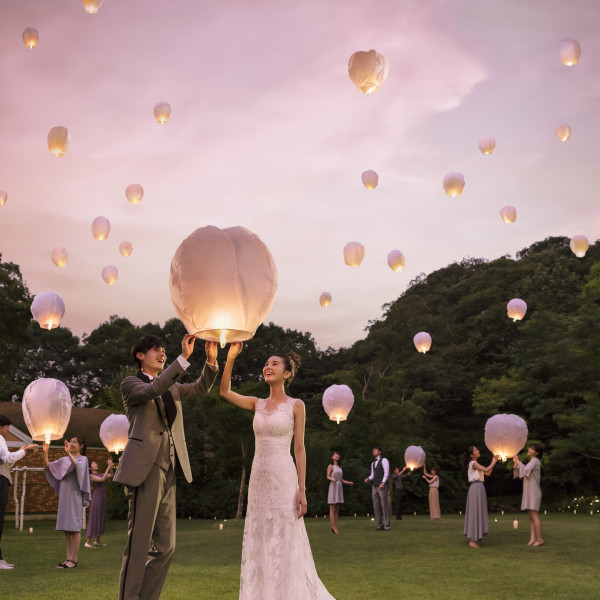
[240,396,335,600]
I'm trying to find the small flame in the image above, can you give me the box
[336,415,340,425]
[45,433,51,444]
[220,330,227,348]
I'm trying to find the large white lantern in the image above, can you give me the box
[119,241,133,257]
[361,170,379,190]
[92,216,111,240]
[125,184,144,204]
[22,378,72,444]
[558,39,581,66]
[47,126,70,157]
[443,172,465,197]
[507,298,527,322]
[570,235,589,258]
[413,331,432,353]
[478,136,496,155]
[404,445,426,470]
[343,242,364,267]
[387,250,405,272]
[154,102,171,124]
[319,292,332,308]
[99,414,129,454]
[322,384,354,424]
[554,124,571,142]
[82,0,104,13]
[348,49,388,94]
[500,206,517,224]
[31,291,65,330]
[484,413,528,461]
[0,191,7,206]
[22,27,39,49]
[102,265,118,285]
[170,225,278,348]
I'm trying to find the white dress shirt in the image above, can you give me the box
[0,434,26,484]
[369,456,390,484]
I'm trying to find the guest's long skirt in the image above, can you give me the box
[86,481,107,538]
[429,487,441,519]
[463,481,488,541]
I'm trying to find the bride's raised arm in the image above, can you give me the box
[219,342,259,411]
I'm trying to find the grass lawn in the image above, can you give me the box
[2,513,598,599]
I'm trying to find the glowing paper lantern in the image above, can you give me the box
[361,170,379,190]
[484,413,528,461]
[30,291,65,330]
[343,242,364,267]
[404,445,426,470]
[478,136,496,155]
[82,0,104,13]
[51,246,68,268]
[348,49,388,94]
[554,124,571,142]
[99,414,129,454]
[125,184,144,204]
[413,332,432,353]
[319,292,332,308]
[102,265,118,285]
[570,235,589,258]
[442,172,465,197]
[154,102,171,124]
[47,126,70,157]
[500,206,517,224]
[22,28,39,49]
[507,298,527,322]
[0,191,7,206]
[558,39,581,66]
[119,241,133,257]
[170,225,278,348]
[322,384,354,424]
[92,216,110,240]
[387,250,405,272]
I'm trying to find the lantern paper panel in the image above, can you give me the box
[51,246,68,267]
[322,384,354,424]
[99,414,129,454]
[343,242,364,267]
[484,413,528,461]
[31,291,65,330]
[500,206,517,224]
[570,235,589,258]
[558,39,581,66]
[554,124,571,142]
[361,170,379,190]
[404,445,426,470]
[119,241,133,257]
[154,102,171,124]
[92,216,111,240]
[125,184,144,204]
[22,27,39,49]
[0,191,7,206]
[387,250,405,272]
[82,0,104,13]
[348,49,388,94]
[47,126,70,157]
[442,172,465,197]
[319,292,332,308]
[507,298,527,322]
[413,331,432,353]
[170,225,278,347]
[22,378,72,444]
[102,265,118,285]
[478,136,496,155]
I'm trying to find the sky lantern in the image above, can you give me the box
[119,241,133,257]
[343,242,364,267]
[404,445,426,470]
[507,298,527,322]
[81,0,104,13]
[170,225,278,348]
[30,291,65,330]
[322,384,354,424]
[554,124,571,142]
[413,331,432,353]
[51,246,68,267]
[319,292,332,308]
[484,413,528,461]
[478,135,496,155]
[47,126,70,157]
[22,27,39,49]
[442,172,465,197]
[361,170,378,190]
[500,206,517,224]
[92,216,110,240]
[558,39,581,66]
[125,184,144,204]
[0,191,7,206]
[387,250,405,272]
[570,235,589,258]
[348,49,388,94]
[102,265,118,285]
[22,378,72,445]
[154,102,171,124]
[99,414,129,454]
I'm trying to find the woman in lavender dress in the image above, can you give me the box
[43,436,90,569]
[85,459,113,548]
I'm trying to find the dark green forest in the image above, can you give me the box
[1,236,598,518]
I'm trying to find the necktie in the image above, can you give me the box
[136,372,177,429]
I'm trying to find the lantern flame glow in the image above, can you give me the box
[22,378,72,443]
[220,330,227,348]
[484,413,528,461]
[322,384,354,424]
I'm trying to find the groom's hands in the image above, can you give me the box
[296,490,307,519]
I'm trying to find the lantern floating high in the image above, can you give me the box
[170,225,278,348]
[102,265,118,285]
[361,170,379,190]
[81,0,104,13]
[570,235,589,258]
[404,445,426,470]
[478,136,496,155]
[22,378,72,445]
[0,191,7,206]
[558,39,581,66]
[99,414,129,454]
[343,242,364,267]
[47,126,70,157]
[484,413,528,461]
[319,292,332,308]
[22,27,39,49]
[119,241,133,257]
[92,216,111,240]
[500,206,517,224]
[322,384,354,424]
[154,102,171,124]
[30,291,65,330]
[51,246,68,268]
[554,124,571,142]
[413,331,432,353]
[125,184,144,204]
[348,49,388,94]
[442,172,465,197]
[507,298,527,322]
[387,250,405,272]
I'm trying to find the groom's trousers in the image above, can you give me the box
[372,485,390,529]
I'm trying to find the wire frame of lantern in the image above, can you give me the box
[22,378,72,444]
[51,246,68,268]
[170,225,278,348]
[484,413,528,461]
[92,216,111,240]
[500,206,517,224]
[30,291,65,330]
[570,235,589,258]
[0,191,7,206]
[82,0,104,13]
[404,445,426,470]
[442,172,465,197]
[154,102,171,124]
[119,241,133,257]
[99,414,129,454]
[343,242,364,267]
[554,124,571,142]
[387,250,405,272]
[361,170,379,190]
[348,49,388,94]
[507,298,527,322]
[22,27,39,49]
[322,384,354,424]
[125,184,144,204]
[319,292,332,308]
[413,331,432,353]
[558,39,581,66]
[102,265,118,285]
[478,136,496,155]
[47,126,70,157]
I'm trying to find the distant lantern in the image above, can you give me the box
[570,235,589,258]
[507,298,527,322]
[153,102,171,124]
[442,172,465,197]
[30,291,65,330]
[102,265,118,285]
[484,413,528,462]
[554,124,571,142]
[404,445,426,470]
[22,378,72,445]
[322,384,354,424]
[319,292,332,308]
[500,206,517,224]
[92,216,110,240]
[170,225,278,348]
[99,414,129,454]
[478,136,496,155]
[125,184,144,204]
[119,241,133,257]
[343,242,364,267]
[51,246,68,268]
[81,0,104,13]
[413,331,432,354]
[361,170,379,190]
[0,191,6,206]
[387,250,405,272]
[47,126,70,157]
[22,27,39,49]
[348,49,388,94]
[558,39,581,66]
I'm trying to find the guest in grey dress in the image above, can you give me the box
[85,459,113,548]
[513,444,543,546]
[43,436,90,569]
[326,452,353,534]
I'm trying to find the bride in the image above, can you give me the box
[220,342,335,600]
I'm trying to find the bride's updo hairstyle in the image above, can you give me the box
[273,350,302,387]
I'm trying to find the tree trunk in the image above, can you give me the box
[236,441,247,519]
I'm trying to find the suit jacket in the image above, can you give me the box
[113,358,218,488]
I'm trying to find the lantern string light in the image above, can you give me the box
[484,414,528,461]
[348,49,388,94]
[442,172,465,197]
[343,242,364,267]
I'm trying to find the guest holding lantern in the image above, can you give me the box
[326,451,353,534]
[85,459,113,548]
[422,465,441,519]
[513,444,544,546]
[43,436,91,568]
[392,466,410,520]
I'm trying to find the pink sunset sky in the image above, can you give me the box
[0,0,599,349]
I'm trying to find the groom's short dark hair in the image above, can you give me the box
[131,335,165,369]
[0,415,11,427]
[373,445,382,452]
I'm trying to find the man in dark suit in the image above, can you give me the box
[364,445,390,530]
[114,333,218,600]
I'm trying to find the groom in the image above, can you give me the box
[114,334,218,600]
[365,445,391,531]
